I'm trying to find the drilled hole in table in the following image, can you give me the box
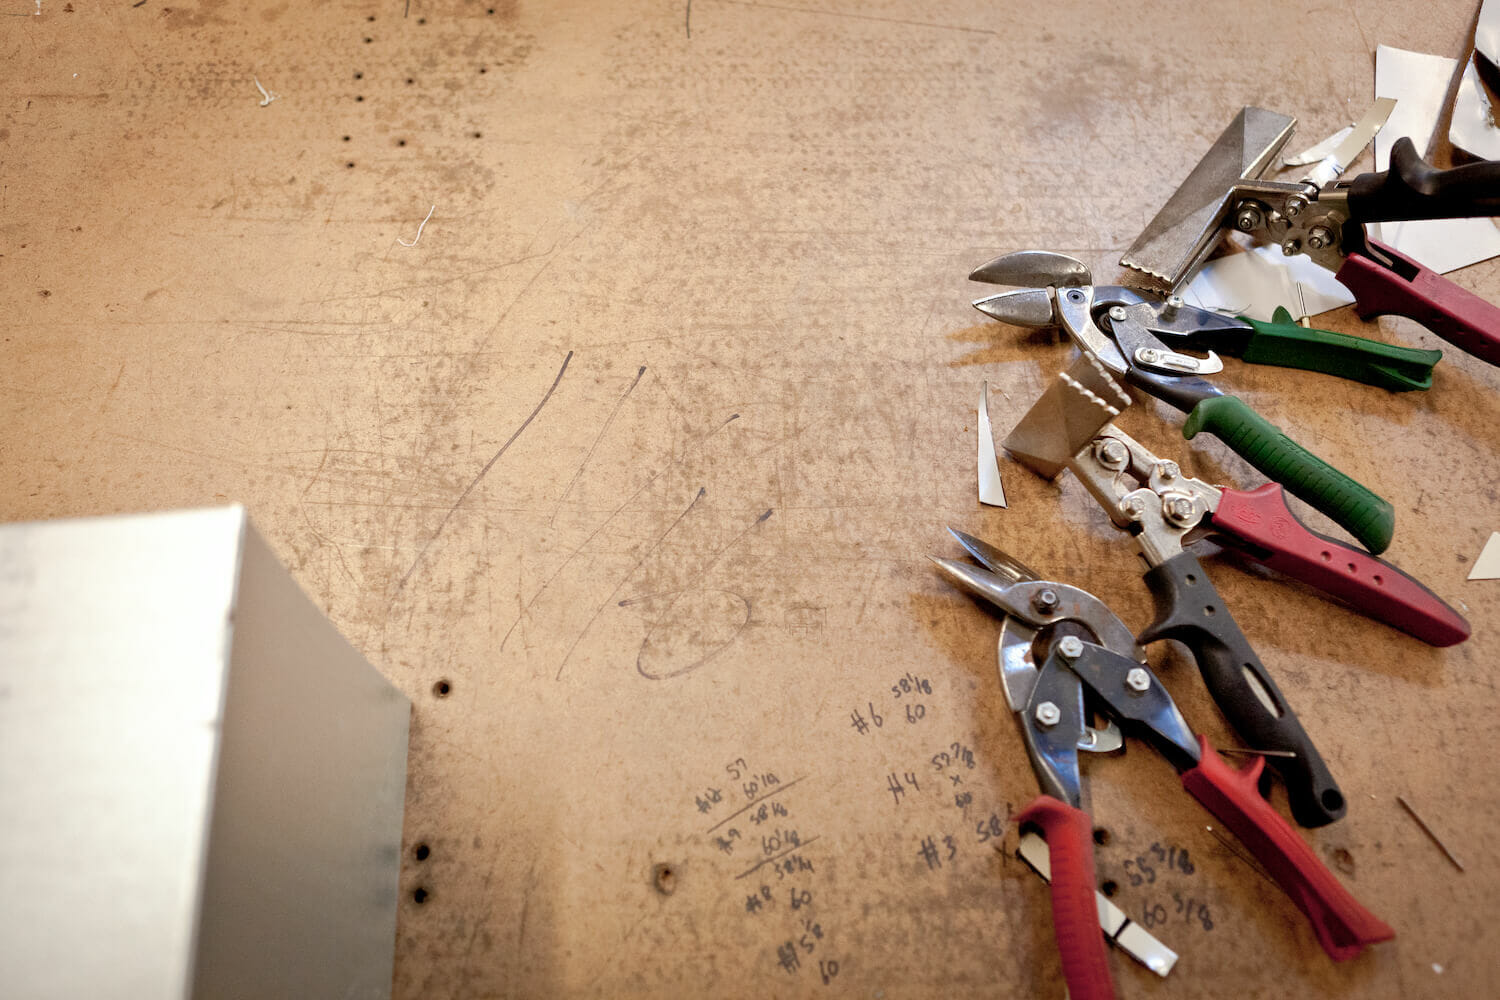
[413,888,429,904]
[433,679,451,697]
[1101,880,1118,898]
[415,843,430,861]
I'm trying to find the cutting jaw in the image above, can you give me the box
[1001,352,1130,480]
[1121,107,1299,289]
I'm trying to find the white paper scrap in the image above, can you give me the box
[1468,532,1500,580]
[977,381,1007,508]
[1450,55,1500,160]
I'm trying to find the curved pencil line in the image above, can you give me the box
[499,411,740,652]
[547,365,646,527]
[554,486,706,680]
[396,351,573,590]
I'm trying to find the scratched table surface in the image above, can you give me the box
[4,0,1500,996]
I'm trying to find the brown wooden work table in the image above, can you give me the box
[4,1,1499,996]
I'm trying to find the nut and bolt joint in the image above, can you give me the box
[1282,238,1301,256]
[1307,225,1334,250]
[1032,589,1060,614]
[1164,494,1197,525]
[1056,635,1085,660]
[1126,667,1151,693]
[1284,195,1307,218]
[1108,305,1128,323]
[1095,437,1129,470]
[1235,203,1263,231]
[1035,701,1061,727]
[1157,460,1179,481]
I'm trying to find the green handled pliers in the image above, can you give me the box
[969,250,1439,553]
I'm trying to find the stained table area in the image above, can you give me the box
[4,1,1499,997]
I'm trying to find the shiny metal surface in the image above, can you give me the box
[1054,286,1131,373]
[1067,426,1225,566]
[0,507,410,1000]
[946,526,1041,583]
[972,287,1059,327]
[968,249,1091,287]
[1062,643,1200,772]
[929,558,1139,659]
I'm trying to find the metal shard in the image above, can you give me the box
[1303,98,1396,188]
[1121,107,1297,288]
[977,381,1007,507]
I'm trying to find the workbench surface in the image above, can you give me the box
[4,2,1498,997]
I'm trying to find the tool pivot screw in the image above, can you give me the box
[1035,701,1062,727]
[1158,460,1179,481]
[1162,295,1184,318]
[1056,635,1085,660]
[1281,238,1301,256]
[1307,225,1333,250]
[1108,305,1128,323]
[1284,195,1307,218]
[1165,495,1197,525]
[1032,589,1060,614]
[1125,667,1151,693]
[1235,203,1263,231]
[1095,438,1129,470]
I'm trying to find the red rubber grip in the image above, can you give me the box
[1015,795,1116,1000]
[1337,239,1500,367]
[1212,483,1470,646]
[1181,736,1395,961]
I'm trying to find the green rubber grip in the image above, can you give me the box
[1239,307,1441,391]
[1182,395,1395,554]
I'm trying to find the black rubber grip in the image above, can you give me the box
[1346,136,1500,223]
[1138,551,1346,828]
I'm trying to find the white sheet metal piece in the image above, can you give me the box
[1450,54,1500,160]
[1017,832,1180,977]
[1374,45,1500,274]
[1468,531,1500,580]
[977,380,1007,507]
[1476,0,1500,69]
[1283,124,1355,166]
